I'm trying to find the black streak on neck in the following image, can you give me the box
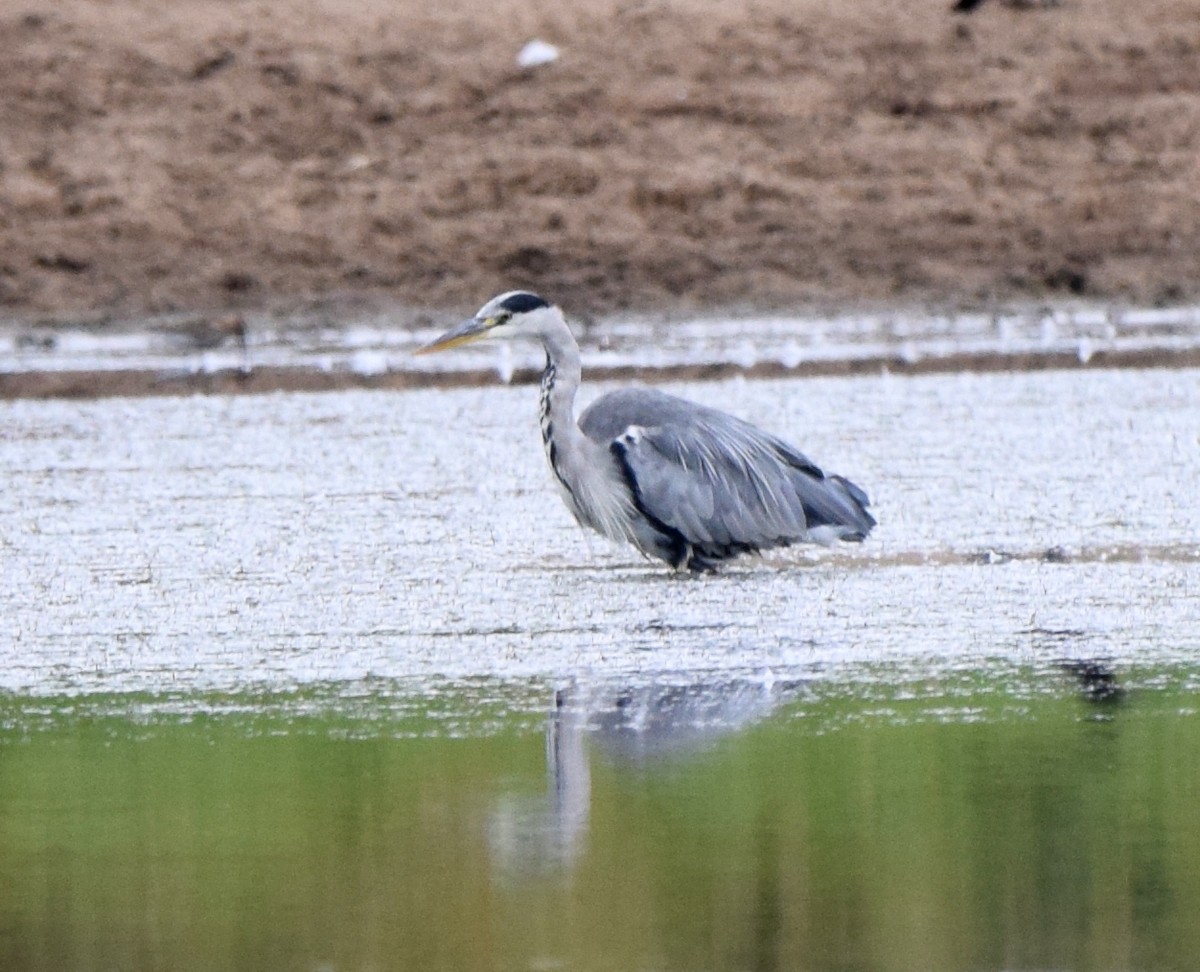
[539,354,568,489]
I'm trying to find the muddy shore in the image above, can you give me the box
[2,0,1199,331]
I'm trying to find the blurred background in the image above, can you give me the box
[3,0,1199,324]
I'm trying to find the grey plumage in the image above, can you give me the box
[417,291,876,571]
[586,388,874,569]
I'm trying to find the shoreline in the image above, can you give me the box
[4,301,1197,400]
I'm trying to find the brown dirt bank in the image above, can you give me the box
[2,0,1199,325]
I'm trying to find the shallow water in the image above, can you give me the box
[4,303,1200,395]
[3,366,1197,696]
[1,363,1199,970]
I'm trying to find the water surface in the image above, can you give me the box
[1,362,1198,971]
[2,670,1199,972]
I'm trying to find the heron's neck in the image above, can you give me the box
[537,317,597,492]
[535,313,634,543]
[538,322,583,446]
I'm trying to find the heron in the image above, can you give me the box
[417,291,876,571]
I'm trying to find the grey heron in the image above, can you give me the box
[417,291,875,571]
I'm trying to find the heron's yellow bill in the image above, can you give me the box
[414,317,492,355]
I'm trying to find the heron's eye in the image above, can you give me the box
[493,312,512,326]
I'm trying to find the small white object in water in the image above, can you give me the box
[517,39,560,68]
[1039,312,1058,346]
[779,340,804,370]
[350,349,391,376]
[496,343,514,384]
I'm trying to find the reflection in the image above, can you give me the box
[487,686,591,875]
[1059,658,1125,705]
[1025,625,1128,709]
[2,674,1198,972]
[488,673,806,878]
[578,676,808,764]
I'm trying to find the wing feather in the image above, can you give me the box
[581,388,875,560]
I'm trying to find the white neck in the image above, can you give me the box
[533,311,634,543]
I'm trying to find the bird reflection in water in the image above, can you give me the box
[1059,658,1125,706]
[487,674,806,877]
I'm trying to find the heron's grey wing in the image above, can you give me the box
[766,439,877,538]
[580,388,875,559]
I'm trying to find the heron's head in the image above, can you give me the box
[416,291,561,354]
